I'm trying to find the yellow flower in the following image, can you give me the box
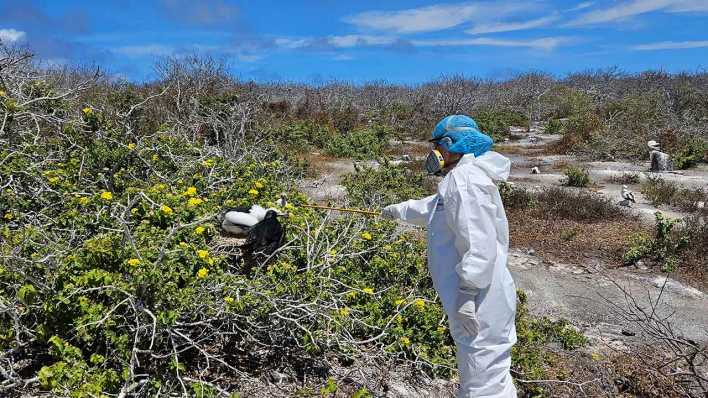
[284,203,294,210]
[127,143,136,150]
[130,208,138,214]
[77,197,90,206]
[127,258,141,267]
[202,159,215,168]
[183,186,197,197]
[224,296,235,305]
[197,267,209,279]
[151,154,159,161]
[414,298,425,310]
[436,325,447,334]
[0,90,6,97]
[394,299,405,306]
[197,249,209,259]
[179,241,188,248]
[399,337,411,347]
[254,181,264,189]
[338,307,350,317]
[345,291,358,300]
[360,232,372,241]
[47,176,60,184]
[187,197,203,207]
[248,188,259,196]
[82,107,93,114]
[362,287,374,295]
[195,226,205,235]
[3,212,12,221]
[160,205,173,215]
[100,191,113,201]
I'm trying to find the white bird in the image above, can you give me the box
[621,185,636,203]
[221,204,283,237]
[530,166,540,174]
[276,193,287,208]
[647,140,661,151]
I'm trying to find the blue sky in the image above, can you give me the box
[1,0,707,83]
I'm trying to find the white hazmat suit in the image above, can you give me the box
[385,152,517,398]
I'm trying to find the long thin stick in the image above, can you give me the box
[300,204,380,216]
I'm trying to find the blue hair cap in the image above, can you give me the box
[431,114,493,156]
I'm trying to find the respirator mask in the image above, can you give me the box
[425,136,452,175]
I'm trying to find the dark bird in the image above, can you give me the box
[243,210,285,256]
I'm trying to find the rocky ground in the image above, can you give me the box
[294,128,707,396]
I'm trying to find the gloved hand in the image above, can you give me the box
[456,287,480,337]
[381,205,399,220]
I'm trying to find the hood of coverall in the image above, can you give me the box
[460,151,511,182]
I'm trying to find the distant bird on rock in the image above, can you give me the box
[647,140,661,151]
[621,185,636,203]
[530,166,540,174]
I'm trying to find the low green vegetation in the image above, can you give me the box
[513,290,588,396]
[641,175,706,212]
[341,162,428,208]
[325,124,391,160]
[473,109,529,140]
[623,212,689,272]
[562,165,592,188]
[500,184,626,222]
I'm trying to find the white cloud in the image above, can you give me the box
[632,40,708,50]
[0,28,26,43]
[467,14,559,34]
[411,36,570,51]
[567,2,595,12]
[566,0,707,26]
[343,2,534,33]
[328,35,396,48]
[667,0,708,12]
[113,45,175,57]
[274,35,396,49]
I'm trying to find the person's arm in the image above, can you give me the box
[444,174,498,290]
[382,194,437,226]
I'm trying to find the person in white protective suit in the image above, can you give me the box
[382,115,517,398]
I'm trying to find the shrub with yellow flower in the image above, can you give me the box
[224,296,235,305]
[82,107,93,115]
[197,249,209,259]
[254,181,264,189]
[197,267,209,279]
[151,154,159,161]
[399,337,411,347]
[202,159,215,168]
[187,197,203,207]
[78,197,90,206]
[160,205,173,215]
[338,307,350,317]
[394,299,405,306]
[248,188,259,196]
[127,143,136,150]
[100,191,113,201]
[183,186,197,197]
[362,287,374,295]
[414,298,426,311]
[127,258,141,267]
[360,232,372,241]
[194,226,205,235]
